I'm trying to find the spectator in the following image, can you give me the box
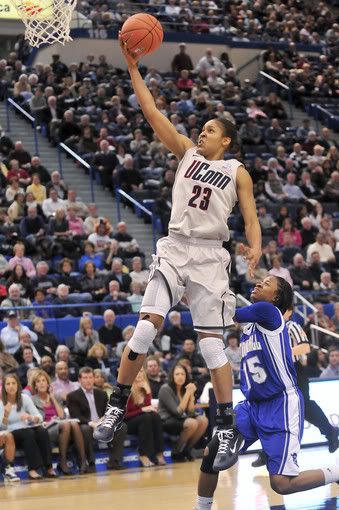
[64,190,88,219]
[8,242,36,278]
[0,373,56,479]
[239,118,262,145]
[17,345,38,387]
[88,218,112,253]
[6,264,34,299]
[85,342,111,378]
[26,174,46,204]
[300,217,318,249]
[46,171,67,199]
[129,256,149,291]
[113,222,141,259]
[264,171,287,202]
[306,349,329,378]
[177,339,207,378]
[7,191,25,222]
[323,171,339,201]
[116,325,135,359]
[79,241,104,272]
[196,48,226,77]
[125,367,166,467]
[269,255,293,287]
[31,316,58,353]
[163,311,197,353]
[52,284,77,318]
[106,258,132,294]
[0,339,19,376]
[171,43,193,74]
[31,261,57,296]
[51,360,79,402]
[79,262,106,301]
[283,173,306,201]
[0,311,37,354]
[319,347,339,379]
[29,156,50,185]
[74,316,99,357]
[1,283,33,320]
[102,280,131,314]
[14,329,51,365]
[257,206,277,235]
[145,355,167,399]
[127,281,143,313]
[225,332,241,383]
[31,369,87,475]
[158,363,208,462]
[306,233,335,264]
[83,203,99,235]
[67,367,127,471]
[42,188,66,218]
[98,309,123,350]
[278,218,302,248]
[289,254,313,290]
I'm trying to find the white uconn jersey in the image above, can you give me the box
[169,147,240,241]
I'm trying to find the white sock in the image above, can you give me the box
[127,319,157,354]
[195,495,213,509]
[321,463,339,484]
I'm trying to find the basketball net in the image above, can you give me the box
[9,0,77,47]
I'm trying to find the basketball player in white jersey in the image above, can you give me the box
[94,37,262,470]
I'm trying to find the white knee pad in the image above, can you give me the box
[127,320,157,354]
[199,337,228,370]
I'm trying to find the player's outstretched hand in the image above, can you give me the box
[119,31,140,68]
[239,243,261,278]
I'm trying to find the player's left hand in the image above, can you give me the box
[239,243,261,278]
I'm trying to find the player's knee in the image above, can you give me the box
[199,337,228,370]
[140,312,164,331]
[270,476,289,495]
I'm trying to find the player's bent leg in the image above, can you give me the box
[194,435,221,509]
[270,470,331,495]
[199,334,244,471]
[94,273,171,443]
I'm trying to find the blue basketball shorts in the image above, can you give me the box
[235,389,304,476]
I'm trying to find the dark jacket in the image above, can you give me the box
[67,387,108,424]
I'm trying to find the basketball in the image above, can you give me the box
[120,13,163,58]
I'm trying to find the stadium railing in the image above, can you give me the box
[58,142,95,202]
[259,70,294,120]
[6,97,39,155]
[310,325,339,348]
[115,188,158,253]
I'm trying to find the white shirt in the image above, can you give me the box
[42,198,66,217]
[306,242,335,263]
[0,325,37,354]
[169,147,240,241]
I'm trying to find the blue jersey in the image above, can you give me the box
[235,302,297,402]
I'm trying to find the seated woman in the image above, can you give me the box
[6,264,34,300]
[0,373,56,479]
[32,317,58,354]
[31,369,87,475]
[158,363,208,462]
[93,368,113,397]
[125,367,166,468]
[74,315,99,361]
[79,262,106,302]
[79,241,104,272]
[85,342,111,379]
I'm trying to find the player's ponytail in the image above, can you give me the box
[214,117,238,152]
[274,276,294,315]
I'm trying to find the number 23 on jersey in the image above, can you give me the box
[188,185,212,211]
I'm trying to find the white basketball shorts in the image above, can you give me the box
[141,232,236,333]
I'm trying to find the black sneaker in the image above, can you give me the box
[93,387,128,443]
[326,427,339,454]
[251,451,267,468]
[212,428,244,472]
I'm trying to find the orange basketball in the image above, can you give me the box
[120,13,163,58]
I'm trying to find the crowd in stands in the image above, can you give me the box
[0,7,338,480]
[76,0,338,45]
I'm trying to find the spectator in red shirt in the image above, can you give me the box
[278,218,302,247]
[125,367,166,468]
[176,69,194,92]
[7,159,30,187]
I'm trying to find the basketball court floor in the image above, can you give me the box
[1,447,338,510]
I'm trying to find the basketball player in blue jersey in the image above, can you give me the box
[94,37,262,469]
[194,275,339,510]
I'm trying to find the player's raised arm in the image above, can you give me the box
[236,166,262,276]
[119,34,194,160]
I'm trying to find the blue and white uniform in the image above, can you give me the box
[234,302,304,476]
